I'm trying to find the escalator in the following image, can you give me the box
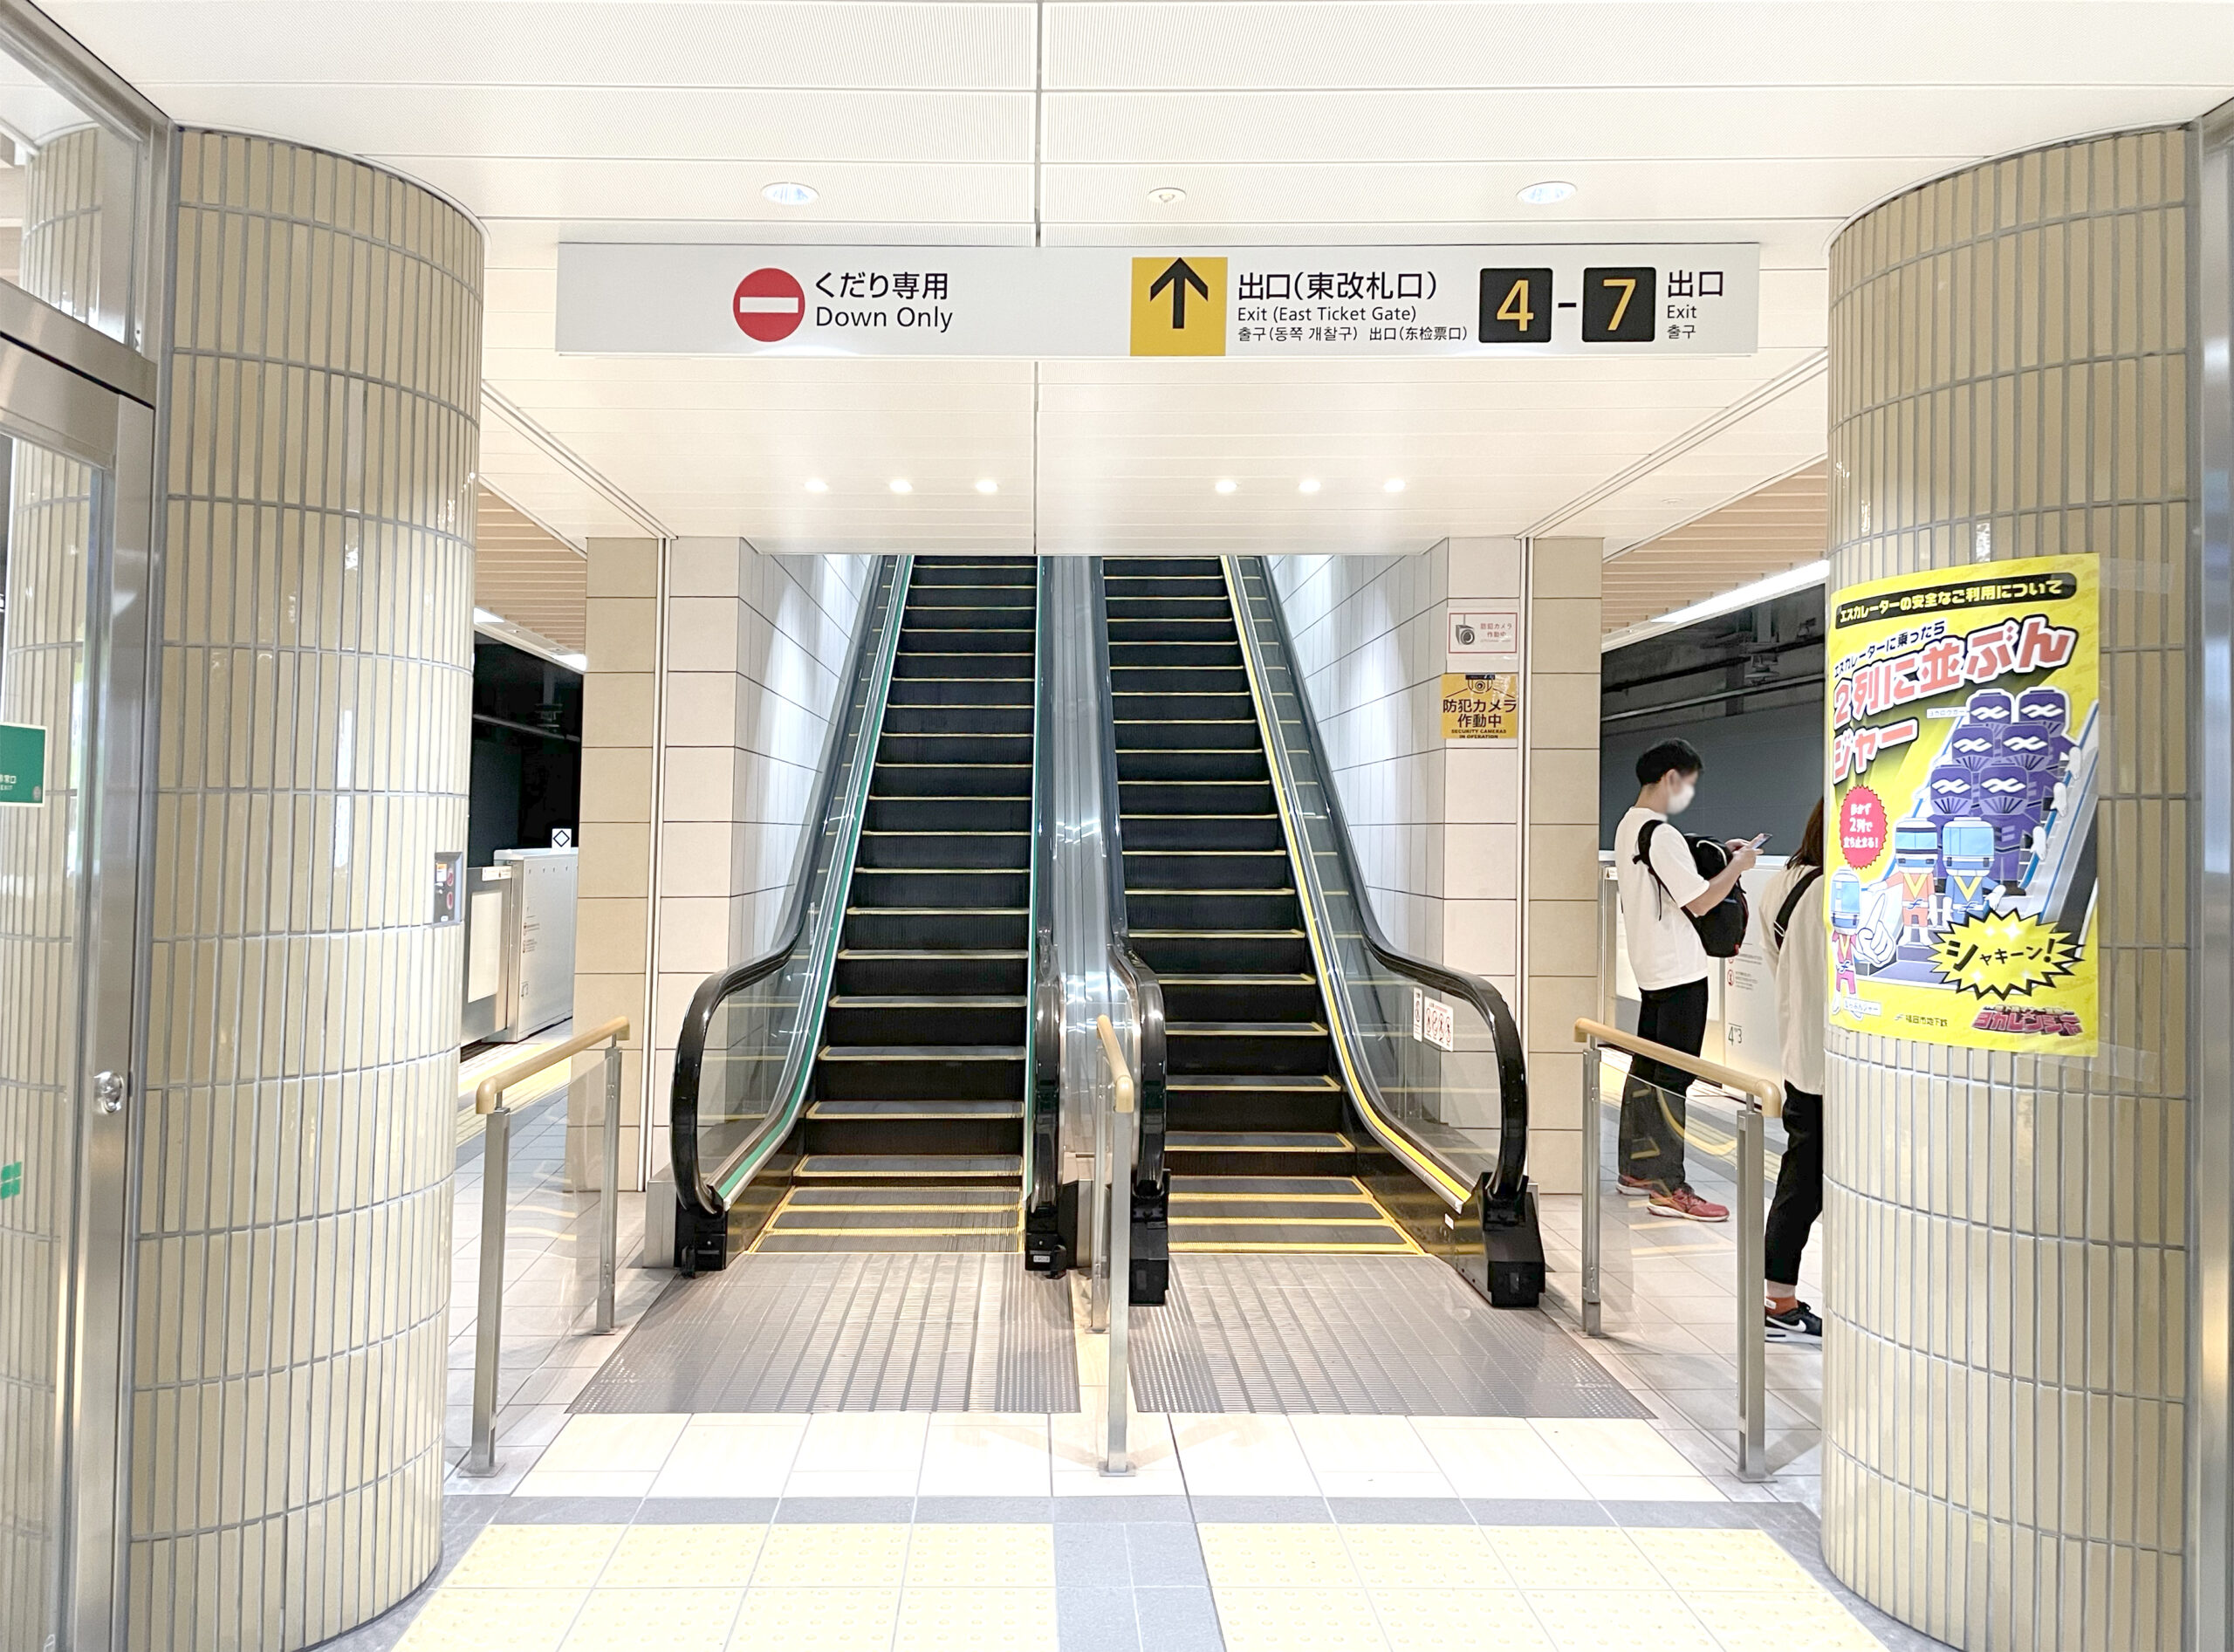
[1102,556,1415,1255]
[670,554,1045,1269]
[1095,556,1545,1306]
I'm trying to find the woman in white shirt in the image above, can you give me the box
[1759,799,1826,1339]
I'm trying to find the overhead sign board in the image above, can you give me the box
[558,243,1758,360]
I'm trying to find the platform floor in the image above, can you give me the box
[331,1093,1943,1652]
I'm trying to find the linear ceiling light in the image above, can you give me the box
[1651,560,1829,631]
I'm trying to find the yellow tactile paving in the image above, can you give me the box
[902,1522,1056,1587]
[730,1586,901,1650]
[893,1585,1058,1649]
[1629,1525,1819,1590]
[1214,1585,1388,1650]
[394,1587,586,1652]
[752,1522,911,1587]
[600,1525,767,1589]
[443,1524,625,1589]
[560,1587,741,1651]
[1481,1526,1663,1590]
[1523,1587,1720,1652]
[1682,1588,1886,1650]
[1198,1521,1360,1587]
[1338,1523,1504,1590]
[1371,1587,1552,1652]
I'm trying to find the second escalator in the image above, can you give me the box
[1102,556,1412,1254]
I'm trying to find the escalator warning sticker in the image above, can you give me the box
[1442,671,1519,740]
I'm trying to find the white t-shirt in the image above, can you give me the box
[1615,806,1710,992]
[1760,860,1827,1095]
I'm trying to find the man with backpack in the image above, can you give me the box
[1612,739,1761,1220]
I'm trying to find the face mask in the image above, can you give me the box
[1667,782,1696,815]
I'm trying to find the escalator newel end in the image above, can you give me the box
[1480,1176,1546,1309]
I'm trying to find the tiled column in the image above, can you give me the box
[1517,537,1603,1195]
[1820,128,2190,1650]
[134,133,482,1651]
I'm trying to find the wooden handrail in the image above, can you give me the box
[1572,1016,1783,1114]
[475,1016,632,1115]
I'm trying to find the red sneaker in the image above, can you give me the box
[1648,1186,1729,1222]
[1616,1175,1656,1197]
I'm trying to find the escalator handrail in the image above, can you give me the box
[1028,556,1061,1218]
[668,555,908,1220]
[1232,555,1532,1207]
[1088,559,1169,1196]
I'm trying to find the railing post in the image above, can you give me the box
[464,1103,511,1477]
[1736,1098,1769,1481]
[1581,1038,1603,1337]
[596,1039,622,1334]
[1095,1013,1134,1475]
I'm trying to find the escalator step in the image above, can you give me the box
[795,1153,1024,1182]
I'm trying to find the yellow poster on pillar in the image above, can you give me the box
[1440,672,1518,740]
[1825,554,2098,1054]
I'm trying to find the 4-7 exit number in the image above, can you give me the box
[1478,265,1662,345]
[1477,267,1552,343]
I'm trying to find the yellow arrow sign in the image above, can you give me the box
[1130,256,1226,356]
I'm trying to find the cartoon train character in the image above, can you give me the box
[1830,868,1863,997]
[1940,817,1997,919]
[1890,819,1942,961]
[2016,684,2071,751]
[1974,757,2038,886]
[1946,720,2001,770]
[1964,688,2017,726]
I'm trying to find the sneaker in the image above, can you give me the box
[1647,1186,1729,1222]
[1766,1301,1824,1339]
[1616,1175,1656,1197]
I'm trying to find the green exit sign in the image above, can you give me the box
[0,1162,22,1200]
[0,723,45,806]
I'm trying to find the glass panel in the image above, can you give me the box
[0,48,146,346]
[1230,559,1510,1191]
[694,559,901,1199]
[0,429,95,1649]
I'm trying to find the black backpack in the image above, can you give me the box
[1636,819,1750,958]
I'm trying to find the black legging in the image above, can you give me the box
[1765,1086,1823,1292]
[1618,978,1709,1194]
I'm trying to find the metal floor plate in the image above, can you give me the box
[1127,1254,1648,1418]
[572,1251,1078,1413]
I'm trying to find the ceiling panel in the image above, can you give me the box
[475,484,588,650]
[1600,463,1830,634]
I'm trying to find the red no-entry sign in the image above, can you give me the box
[733,268,805,341]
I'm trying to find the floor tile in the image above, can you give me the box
[443,1523,623,1588]
[649,1417,807,1498]
[1213,1585,1388,1650]
[753,1522,911,1588]
[794,1411,930,1475]
[1522,1587,1718,1651]
[1682,1588,1885,1650]
[1051,1409,1184,1494]
[1123,1518,1209,1587]
[536,1414,687,1474]
[1198,1521,1359,1587]
[1370,1587,1550,1652]
[1578,1472,1725,1502]
[730,1587,899,1650]
[599,1524,765,1588]
[1169,1413,1319,1496]
[1630,1526,1817,1589]
[1056,1583,1141,1652]
[1339,1523,1503,1590]
[1055,1524,1134,1588]
[904,1522,1056,1587]
[894,1585,1058,1649]
[1290,1416,1450,1499]
[1482,1526,1662,1590]
[1132,1586,1224,1652]
[512,1468,658,1499]
[1408,1417,1590,1499]
[394,1587,586,1652]
[1532,1418,1701,1480]
[919,1413,1053,1497]
[561,1587,740,1651]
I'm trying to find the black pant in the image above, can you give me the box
[1765,1086,1823,1292]
[1619,978,1709,1194]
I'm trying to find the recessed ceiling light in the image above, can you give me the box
[975,478,998,494]
[1214,478,1237,494]
[805,477,828,493]
[472,607,502,627]
[1149,186,1186,206]
[763,181,817,207]
[1517,180,1577,206]
[1383,477,1406,493]
[888,478,912,494]
[1298,478,1320,494]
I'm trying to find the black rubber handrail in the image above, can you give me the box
[1237,556,1532,1206]
[1028,558,1062,1229]
[669,556,902,1222]
[1088,559,1168,1197]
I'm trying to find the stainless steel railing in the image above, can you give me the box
[463,1015,631,1477]
[1094,1012,1134,1476]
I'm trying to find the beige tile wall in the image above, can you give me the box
[129,133,483,1652]
[1822,127,2191,1652]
